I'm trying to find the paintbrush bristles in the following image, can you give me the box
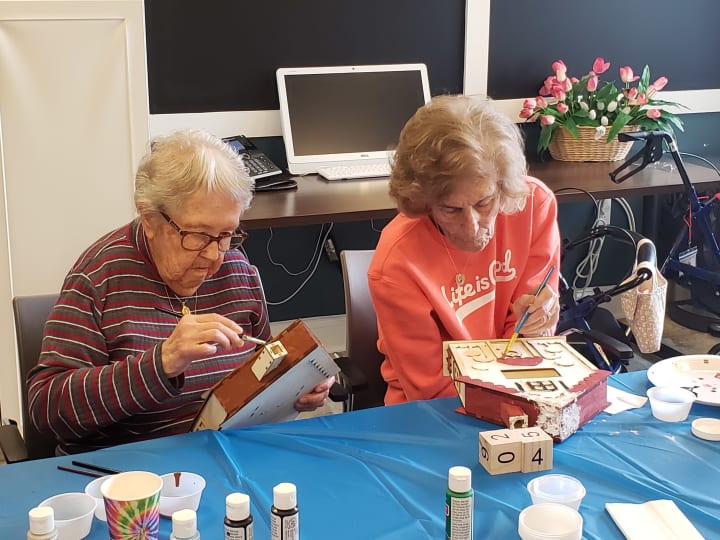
[502,333,518,357]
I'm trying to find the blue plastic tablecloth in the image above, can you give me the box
[1,371,718,539]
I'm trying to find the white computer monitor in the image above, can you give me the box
[276,63,431,175]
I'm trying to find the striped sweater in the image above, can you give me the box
[27,219,271,454]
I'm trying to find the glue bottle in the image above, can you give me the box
[225,492,254,539]
[270,482,299,540]
[170,509,200,540]
[27,506,58,540]
[446,466,473,540]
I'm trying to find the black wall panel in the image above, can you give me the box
[488,0,720,99]
[145,0,465,114]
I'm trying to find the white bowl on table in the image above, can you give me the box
[84,475,111,521]
[38,492,96,540]
[159,472,206,517]
[646,386,695,422]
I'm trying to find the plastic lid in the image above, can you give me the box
[448,466,472,493]
[273,482,297,510]
[171,509,197,539]
[226,492,250,521]
[692,417,720,441]
[28,506,55,535]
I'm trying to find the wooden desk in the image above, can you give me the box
[242,158,719,229]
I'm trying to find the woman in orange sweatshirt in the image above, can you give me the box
[369,95,561,405]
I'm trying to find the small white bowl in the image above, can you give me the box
[84,475,110,521]
[647,386,695,422]
[38,492,96,540]
[518,502,583,540]
[527,474,586,510]
[159,472,206,518]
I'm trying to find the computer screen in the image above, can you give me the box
[277,64,430,175]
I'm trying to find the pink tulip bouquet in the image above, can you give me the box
[520,57,685,153]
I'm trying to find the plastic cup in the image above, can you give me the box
[84,475,110,521]
[518,502,583,540]
[527,474,586,510]
[100,471,163,540]
[646,386,695,422]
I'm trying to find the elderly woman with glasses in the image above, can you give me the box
[369,95,561,405]
[28,130,333,454]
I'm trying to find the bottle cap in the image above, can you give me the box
[273,482,297,510]
[28,506,55,535]
[226,492,250,521]
[448,466,472,493]
[171,509,197,539]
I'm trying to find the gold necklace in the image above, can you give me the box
[439,232,472,287]
[163,284,197,316]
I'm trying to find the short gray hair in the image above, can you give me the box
[134,129,254,216]
[390,95,529,217]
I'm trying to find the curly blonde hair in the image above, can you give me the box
[389,95,529,217]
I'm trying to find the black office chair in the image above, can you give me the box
[329,250,387,411]
[0,294,60,462]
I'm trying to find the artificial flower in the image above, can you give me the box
[519,57,685,153]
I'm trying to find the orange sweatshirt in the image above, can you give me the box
[368,177,561,404]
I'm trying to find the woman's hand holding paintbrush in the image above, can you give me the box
[503,266,559,356]
[155,308,266,377]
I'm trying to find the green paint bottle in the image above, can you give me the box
[445,466,473,540]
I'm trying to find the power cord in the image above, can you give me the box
[572,198,636,292]
[264,223,334,306]
[679,152,720,177]
[265,225,328,276]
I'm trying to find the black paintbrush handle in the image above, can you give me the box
[70,460,121,475]
[57,465,104,478]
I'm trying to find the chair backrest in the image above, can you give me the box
[12,293,60,459]
[340,250,387,410]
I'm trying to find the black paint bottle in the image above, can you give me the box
[270,482,299,540]
[224,493,254,540]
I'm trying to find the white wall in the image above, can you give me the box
[0,0,149,427]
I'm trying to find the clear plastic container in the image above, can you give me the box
[527,474,586,510]
[518,502,583,540]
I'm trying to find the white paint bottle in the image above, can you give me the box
[27,506,58,540]
[270,482,299,540]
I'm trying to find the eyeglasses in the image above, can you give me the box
[160,212,248,252]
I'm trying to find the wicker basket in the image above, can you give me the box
[548,125,637,162]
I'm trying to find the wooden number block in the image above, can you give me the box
[478,428,522,475]
[517,427,553,473]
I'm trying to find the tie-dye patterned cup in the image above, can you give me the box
[100,471,163,540]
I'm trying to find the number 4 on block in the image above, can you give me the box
[478,427,553,475]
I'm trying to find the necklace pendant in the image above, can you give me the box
[181,301,191,317]
[455,273,465,286]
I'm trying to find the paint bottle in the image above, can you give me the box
[225,492,254,540]
[270,482,299,540]
[445,466,473,540]
[170,509,200,540]
[27,506,58,540]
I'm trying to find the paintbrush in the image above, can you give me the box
[154,306,267,346]
[57,461,122,478]
[502,265,556,357]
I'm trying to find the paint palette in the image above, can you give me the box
[444,336,609,441]
[647,355,720,406]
